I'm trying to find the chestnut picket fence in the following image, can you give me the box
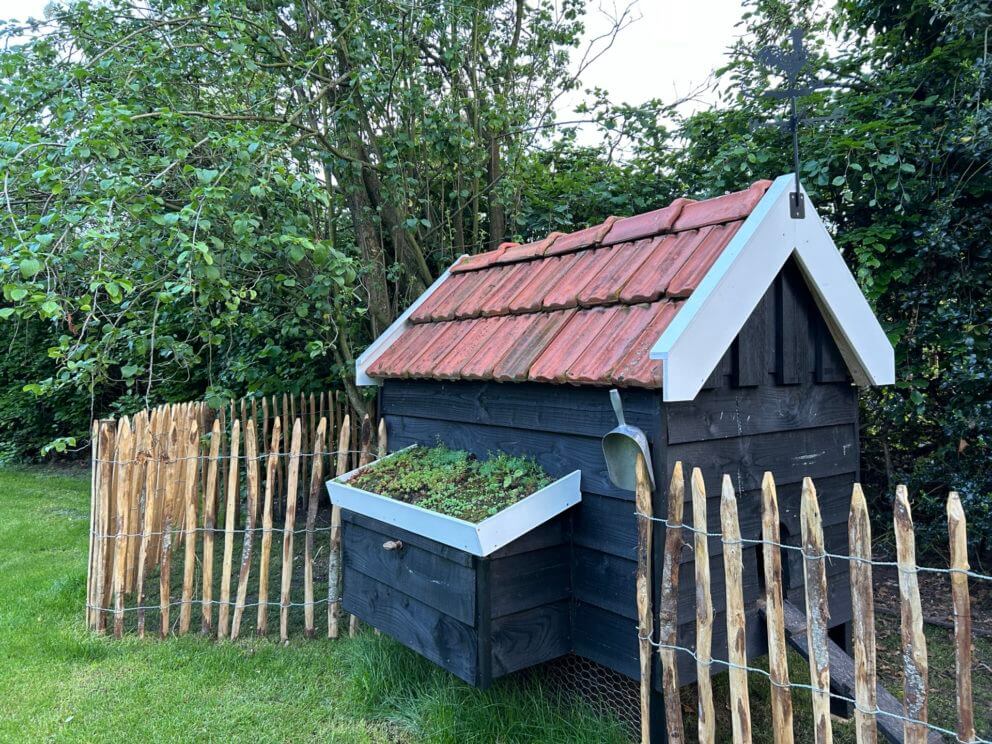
[635,460,989,744]
[85,392,380,641]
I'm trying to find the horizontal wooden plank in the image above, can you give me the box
[491,601,571,677]
[382,379,660,439]
[490,546,570,618]
[386,414,634,499]
[572,545,762,622]
[666,423,858,493]
[343,567,480,684]
[665,383,856,444]
[343,520,476,625]
[489,516,566,559]
[343,510,474,567]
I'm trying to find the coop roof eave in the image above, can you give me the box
[649,173,896,402]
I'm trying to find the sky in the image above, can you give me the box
[3,0,747,124]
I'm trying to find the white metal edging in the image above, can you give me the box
[650,173,894,401]
[355,259,465,386]
[327,448,581,556]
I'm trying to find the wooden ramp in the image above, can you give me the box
[767,600,942,744]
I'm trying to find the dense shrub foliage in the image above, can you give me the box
[1,0,989,553]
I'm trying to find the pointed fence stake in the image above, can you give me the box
[721,474,752,744]
[112,418,135,638]
[280,419,303,643]
[658,462,685,743]
[257,418,281,636]
[894,485,928,744]
[849,484,877,744]
[178,420,200,634]
[691,468,715,744]
[634,452,653,744]
[304,418,327,638]
[217,419,241,639]
[328,415,350,638]
[761,472,794,744]
[947,491,975,744]
[201,419,222,636]
[232,420,260,640]
[801,477,832,744]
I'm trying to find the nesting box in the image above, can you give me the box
[349,174,895,691]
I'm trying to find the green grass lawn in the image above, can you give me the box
[0,466,987,743]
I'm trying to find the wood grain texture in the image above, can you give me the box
[658,462,686,744]
[761,472,794,744]
[692,468,715,744]
[112,417,134,639]
[328,415,350,638]
[217,418,240,639]
[178,420,200,634]
[801,477,832,744]
[159,420,179,639]
[894,486,928,743]
[634,452,653,744]
[135,412,159,638]
[231,419,259,640]
[946,491,975,744]
[303,418,327,638]
[849,483,877,744]
[257,417,280,636]
[197,417,219,636]
[721,475,752,744]
[280,419,302,643]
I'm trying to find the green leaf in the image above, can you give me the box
[19,258,41,278]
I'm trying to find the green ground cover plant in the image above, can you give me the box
[346,445,552,523]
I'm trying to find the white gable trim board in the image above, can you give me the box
[357,173,895,401]
[650,173,894,401]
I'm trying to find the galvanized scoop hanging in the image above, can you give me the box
[601,389,655,491]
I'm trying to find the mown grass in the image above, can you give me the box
[1,466,987,743]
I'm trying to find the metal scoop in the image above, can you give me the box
[602,389,655,491]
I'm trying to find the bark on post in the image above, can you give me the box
[217,419,241,639]
[200,419,222,636]
[894,485,928,744]
[761,472,794,744]
[849,484,877,744]
[634,452,653,744]
[231,419,259,640]
[112,417,134,639]
[328,414,350,638]
[801,477,832,744]
[691,468,715,744]
[304,418,327,638]
[658,462,685,743]
[257,418,281,636]
[178,420,200,634]
[721,474,752,744]
[947,491,974,744]
[280,419,303,643]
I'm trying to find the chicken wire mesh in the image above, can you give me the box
[539,653,641,737]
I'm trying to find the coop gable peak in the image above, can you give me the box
[357,174,894,401]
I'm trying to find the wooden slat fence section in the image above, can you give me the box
[86,392,376,642]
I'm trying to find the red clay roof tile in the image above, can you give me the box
[611,300,681,387]
[372,181,769,388]
[616,230,706,304]
[459,313,535,380]
[492,232,564,265]
[527,306,620,383]
[544,216,619,257]
[602,198,692,246]
[541,247,616,310]
[673,179,771,231]
[492,309,576,382]
[666,221,742,297]
[565,303,657,384]
[577,238,655,306]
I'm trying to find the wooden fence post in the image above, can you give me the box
[178,419,200,634]
[894,485,928,744]
[801,477,832,744]
[95,422,115,634]
[280,419,303,643]
[304,418,327,638]
[658,462,685,743]
[691,468,715,744]
[635,452,653,744]
[217,419,241,639]
[721,474,752,744]
[201,419,222,636]
[947,492,975,744]
[328,414,350,639]
[112,417,134,639]
[159,420,179,639]
[135,409,160,639]
[761,472,794,744]
[257,417,281,636]
[849,484,877,744]
[232,419,259,640]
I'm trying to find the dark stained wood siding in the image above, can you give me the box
[377,257,859,689]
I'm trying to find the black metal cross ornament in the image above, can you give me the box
[754,28,832,219]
